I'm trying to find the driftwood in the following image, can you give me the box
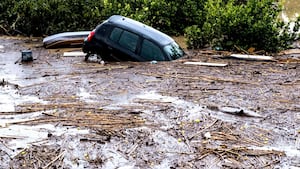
[63,51,86,57]
[219,107,263,118]
[42,151,65,169]
[229,54,275,61]
[14,57,22,64]
[4,110,145,130]
[279,49,300,55]
[197,146,284,159]
[277,58,300,63]
[0,135,27,139]
[140,72,258,85]
[234,45,249,54]
[189,119,219,140]
[0,25,12,36]
[183,62,228,67]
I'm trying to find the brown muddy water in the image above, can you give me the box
[1,2,300,167]
[0,36,300,168]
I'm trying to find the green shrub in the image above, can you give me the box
[0,0,17,34]
[100,0,190,34]
[11,0,106,36]
[1,0,299,52]
[184,0,300,52]
[3,0,207,36]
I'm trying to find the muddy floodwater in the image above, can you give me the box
[0,36,300,168]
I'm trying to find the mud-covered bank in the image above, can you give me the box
[0,37,299,168]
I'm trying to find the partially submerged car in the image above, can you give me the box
[83,15,185,62]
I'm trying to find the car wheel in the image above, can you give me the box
[96,53,102,60]
[84,53,91,61]
[85,53,103,63]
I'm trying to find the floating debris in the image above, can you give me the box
[0,45,4,53]
[219,107,263,118]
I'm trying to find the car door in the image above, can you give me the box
[106,27,144,61]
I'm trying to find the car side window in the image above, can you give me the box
[141,39,165,61]
[118,31,139,52]
[109,27,123,42]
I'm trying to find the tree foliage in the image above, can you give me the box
[0,0,299,52]
[185,0,300,52]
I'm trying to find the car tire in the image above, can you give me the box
[85,53,103,63]
[96,53,102,60]
[84,53,91,61]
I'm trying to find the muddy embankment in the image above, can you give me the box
[0,37,300,168]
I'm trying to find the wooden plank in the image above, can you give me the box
[63,51,86,57]
[279,49,300,55]
[230,54,274,61]
[184,61,228,67]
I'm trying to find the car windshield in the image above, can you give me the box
[163,42,184,60]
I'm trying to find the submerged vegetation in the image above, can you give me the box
[0,0,299,52]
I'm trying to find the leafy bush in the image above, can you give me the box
[0,0,299,52]
[184,0,300,52]
[11,0,106,36]
[2,0,206,36]
[0,0,17,34]
[100,0,205,35]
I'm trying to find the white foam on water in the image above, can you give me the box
[0,122,89,156]
[0,86,47,112]
[249,145,300,158]
[77,87,97,103]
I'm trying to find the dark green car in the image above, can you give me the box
[83,15,185,62]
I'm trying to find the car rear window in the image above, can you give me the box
[109,27,139,53]
[109,27,123,42]
[141,39,165,61]
[118,31,139,52]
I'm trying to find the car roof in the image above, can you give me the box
[106,15,174,46]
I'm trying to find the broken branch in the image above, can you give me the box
[42,151,65,169]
